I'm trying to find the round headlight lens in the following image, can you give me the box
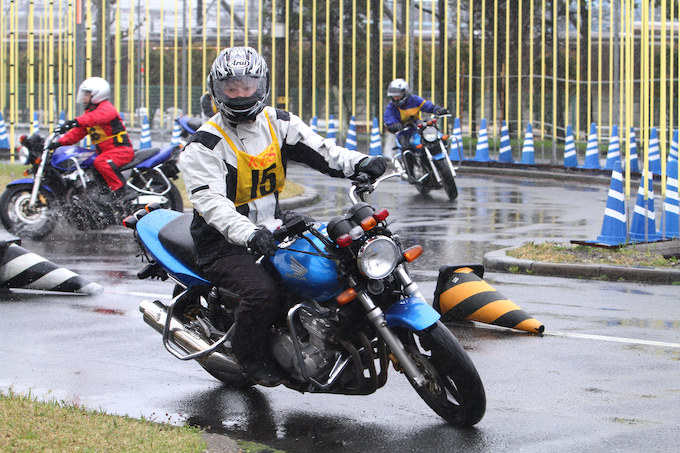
[421,125,439,142]
[357,236,400,280]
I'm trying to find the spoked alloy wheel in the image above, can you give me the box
[403,321,486,426]
[128,169,184,212]
[0,184,57,239]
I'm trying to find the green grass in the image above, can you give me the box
[507,241,678,268]
[0,389,207,453]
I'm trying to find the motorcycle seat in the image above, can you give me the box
[157,213,201,275]
[122,148,161,170]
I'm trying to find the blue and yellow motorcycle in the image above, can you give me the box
[126,173,486,426]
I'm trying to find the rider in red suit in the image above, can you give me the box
[50,77,134,200]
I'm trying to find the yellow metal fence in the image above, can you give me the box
[2,0,680,182]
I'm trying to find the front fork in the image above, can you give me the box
[29,148,50,208]
[350,264,428,387]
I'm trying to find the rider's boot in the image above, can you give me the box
[232,330,285,387]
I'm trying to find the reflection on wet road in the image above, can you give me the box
[1,164,678,452]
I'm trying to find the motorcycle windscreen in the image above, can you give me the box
[136,209,210,287]
[51,146,97,171]
[269,225,344,302]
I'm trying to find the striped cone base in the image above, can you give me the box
[519,124,535,165]
[0,111,9,149]
[660,158,679,239]
[604,125,620,171]
[669,129,678,162]
[581,123,601,169]
[139,114,152,149]
[346,116,358,151]
[434,266,544,334]
[473,118,492,162]
[449,118,464,161]
[628,127,640,173]
[595,159,628,245]
[498,121,514,163]
[563,125,578,167]
[169,121,182,147]
[648,127,662,174]
[1,243,103,295]
[369,118,382,156]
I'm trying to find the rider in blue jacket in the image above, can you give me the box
[383,78,448,151]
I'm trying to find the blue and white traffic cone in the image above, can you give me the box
[669,129,678,162]
[56,111,66,130]
[659,158,679,239]
[473,118,492,162]
[629,168,661,243]
[32,111,40,134]
[369,118,382,156]
[498,121,514,163]
[449,117,464,161]
[604,125,621,171]
[0,243,103,295]
[169,119,182,147]
[648,127,662,174]
[0,112,9,149]
[581,123,601,169]
[139,114,152,149]
[628,127,640,173]
[310,116,318,134]
[563,124,578,167]
[326,115,337,144]
[519,123,535,164]
[345,116,358,151]
[594,158,628,245]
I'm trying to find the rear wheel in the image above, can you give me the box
[129,170,184,212]
[0,184,57,239]
[403,322,485,426]
[434,158,458,200]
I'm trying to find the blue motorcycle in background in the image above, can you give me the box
[125,173,486,426]
[394,113,460,200]
[0,128,185,239]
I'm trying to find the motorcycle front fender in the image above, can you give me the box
[6,178,53,193]
[384,295,440,331]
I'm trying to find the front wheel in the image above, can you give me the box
[433,158,458,200]
[0,184,57,239]
[403,322,485,426]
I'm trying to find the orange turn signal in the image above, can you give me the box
[360,216,377,231]
[403,245,423,262]
[415,144,424,149]
[336,288,357,305]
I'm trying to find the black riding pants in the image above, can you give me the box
[201,254,283,365]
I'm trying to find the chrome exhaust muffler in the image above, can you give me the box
[139,299,243,375]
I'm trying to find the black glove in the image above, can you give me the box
[247,228,278,257]
[355,156,387,182]
[57,119,78,134]
[386,123,401,133]
[46,141,61,150]
[435,107,449,116]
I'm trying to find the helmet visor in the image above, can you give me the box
[77,88,92,105]
[212,76,266,108]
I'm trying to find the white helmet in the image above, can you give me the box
[77,77,111,105]
[207,46,270,123]
[387,78,411,107]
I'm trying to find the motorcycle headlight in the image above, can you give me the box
[18,146,31,165]
[422,125,439,142]
[357,236,400,280]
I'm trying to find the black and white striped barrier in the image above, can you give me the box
[1,239,103,295]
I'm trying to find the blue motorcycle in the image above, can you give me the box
[393,114,459,200]
[0,127,185,238]
[125,173,486,426]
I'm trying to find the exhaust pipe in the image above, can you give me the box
[139,299,244,375]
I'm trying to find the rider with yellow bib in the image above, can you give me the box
[178,46,386,387]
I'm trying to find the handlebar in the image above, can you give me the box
[349,171,402,204]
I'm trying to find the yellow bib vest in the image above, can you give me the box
[208,111,286,207]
